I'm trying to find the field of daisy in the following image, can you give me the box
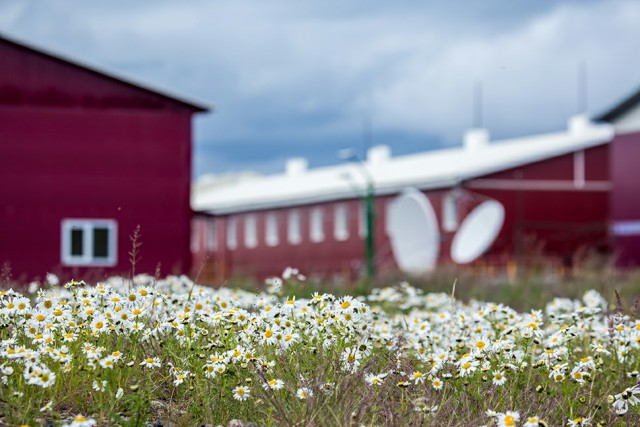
[1,270,639,426]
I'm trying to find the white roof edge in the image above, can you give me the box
[195,176,462,215]
[193,123,614,215]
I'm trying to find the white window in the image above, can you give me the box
[310,207,324,242]
[334,204,349,241]
[61,219,117,267]
[442,192,458,232]
[227,218,237,250]
[265,212,279,247]
[288,210,302,245]
[358,203,366,239]
[206,220,217,251]
[244,215,258,248]
[190,221,202,254]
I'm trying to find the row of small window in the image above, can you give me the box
[216,204,363,251]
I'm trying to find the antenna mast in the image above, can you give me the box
[578,60,588,114]
[474,81,484,128]
[363,114,372,158]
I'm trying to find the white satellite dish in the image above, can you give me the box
[451,200,505,264]
[386,188,440,274]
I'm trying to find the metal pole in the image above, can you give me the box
[365,180,376,281]
[337,147,376,281]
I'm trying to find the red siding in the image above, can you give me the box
[584,144,609,181]
[610,131,640,266]
[482,152,576,181]
[0,106,194,281]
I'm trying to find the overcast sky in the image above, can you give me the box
[1,0,639,179]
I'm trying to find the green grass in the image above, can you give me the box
[1,270,639,426]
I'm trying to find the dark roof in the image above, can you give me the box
[0,33,210,113]
[595,86,640,122]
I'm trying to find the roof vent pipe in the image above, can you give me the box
[285,157,308,176]
[464,128,490,151]
[568,114,591,134]
[366,145,391,165]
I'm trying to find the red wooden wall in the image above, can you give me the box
[610,131,640,266]
[0,36,204,282]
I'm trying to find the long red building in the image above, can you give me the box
[598,88,640,267]
[0,35,208,282]
[193,91,640,281]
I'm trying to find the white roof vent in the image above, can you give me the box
[366,145,391,165]
[568,114,591,134]
[464,128,490,151]
[285,157,308,176]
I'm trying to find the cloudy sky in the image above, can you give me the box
[1,0,639,179]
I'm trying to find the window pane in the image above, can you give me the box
[266,213,279,247]
[310,208,324,242]
[206,220,217,251]
[442,193,458,232]
[288,210,301,244]
[227,218,237,250]
[190,221,201,254]
[71,228,84,256]
[93,227,109,258]
[244,215,258,248]
[334,204,349,241]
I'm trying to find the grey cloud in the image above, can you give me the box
[1,0,639,178]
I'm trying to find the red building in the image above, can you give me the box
[597,87,640,267]
[192,112,626,282]
[0,35,208,282]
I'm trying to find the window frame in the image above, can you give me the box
[61,219,117,267]
[442,192,459,232]
[358,203,366,239]
[244,214,258,249]
[310,207,325,243]
[227,217,238,250]
[288,209,302,245]
[190,221,202,254]
[265,212,279,247]
[334,204,349,241]
[206,219,217,252]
